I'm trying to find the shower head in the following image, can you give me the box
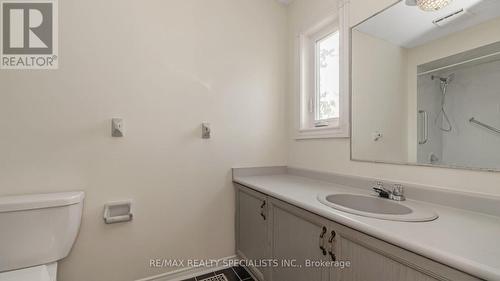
[433,72,454,132]
[431,73,455,84]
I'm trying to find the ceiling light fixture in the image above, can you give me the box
[416,0,453,11]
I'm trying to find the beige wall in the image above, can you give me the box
[287,0,500,196]
[0,0,287,280]
[351,30,408,162]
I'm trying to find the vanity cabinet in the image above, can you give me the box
[236,185,271,281]
[235,184,481,281]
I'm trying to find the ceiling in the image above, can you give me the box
[355,0,500,48]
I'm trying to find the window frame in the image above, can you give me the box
[296,4,350,139]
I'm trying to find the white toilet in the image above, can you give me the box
[0,191,85,281]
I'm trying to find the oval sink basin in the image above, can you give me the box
[318,193,438,222]
[325,194,412,215]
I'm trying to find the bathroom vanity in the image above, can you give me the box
[233,167,500,281]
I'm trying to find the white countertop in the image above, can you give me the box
[234,173,500,281]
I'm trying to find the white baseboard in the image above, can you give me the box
[135,255,239,281]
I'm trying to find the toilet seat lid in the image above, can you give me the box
[0,265,51,281]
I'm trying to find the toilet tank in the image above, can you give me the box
[0,192,85,272]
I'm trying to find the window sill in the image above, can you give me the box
[295,127,350,140]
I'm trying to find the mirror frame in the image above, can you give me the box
[348,0,500,173]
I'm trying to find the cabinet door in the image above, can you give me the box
[338,236,441,281]
[331,221,480,281]
[271,199,330,281]
[236,185,270,280]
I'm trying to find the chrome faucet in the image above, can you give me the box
[372,182,406,201]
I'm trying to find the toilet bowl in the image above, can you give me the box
[0,192,84,281]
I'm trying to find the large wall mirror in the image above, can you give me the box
[351,0,500,172]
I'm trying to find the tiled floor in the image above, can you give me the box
[181,266,254,281]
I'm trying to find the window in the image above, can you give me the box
[316,31,340,123]
[297,11,349,139]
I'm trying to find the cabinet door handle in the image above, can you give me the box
[328,230,336,261]
[260,201,266,220]
[328,230,336,243]
[319,226,327,255]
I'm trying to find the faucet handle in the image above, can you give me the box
[372,181,384,189]
[390,184,406,201]
[392,184,404,196]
